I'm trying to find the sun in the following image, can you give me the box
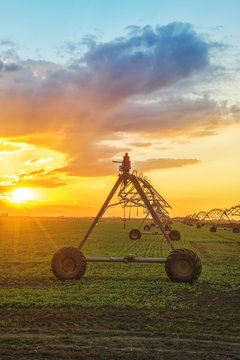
[10,188,36,203]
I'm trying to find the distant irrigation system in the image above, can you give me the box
[183,205,240,233]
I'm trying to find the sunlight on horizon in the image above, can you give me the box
[9,188,37,204]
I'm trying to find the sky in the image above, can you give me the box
[0,0,240,217]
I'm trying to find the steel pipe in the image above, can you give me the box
[86,255,167,263]
[141,231,162,235]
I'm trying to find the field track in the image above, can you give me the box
[0,217,239,359]
[1,328,240,359]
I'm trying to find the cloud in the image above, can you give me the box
[0,22,214,109]
[0,167,66,193]
[56,156,201,177]
[24,157,51,165]
[129,141,153,148]
[0,22,235,177]
[77,22,211,102]
[28,169,46,175]
[106,93,231,137]
[4,62,21,72]
[134,158,200,172]
[15,178,67,188]
[0,140,30,153]
[0,178,66,194]
[0,39,16,47]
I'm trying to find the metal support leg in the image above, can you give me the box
[79,175,124,249]
[225,212,232,224]
[217,212,224,226]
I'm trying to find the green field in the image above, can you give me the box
[0,217,239,359]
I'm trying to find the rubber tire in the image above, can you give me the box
[232,227,239,233]
[196,224,201,229]
[129,229,141,240]
[169,230,181,241]
[210,226,217,232]
[51,247,87,280]
[144,225,151,231]
[165,248,202,283]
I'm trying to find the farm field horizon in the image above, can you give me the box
[0,217,239,359]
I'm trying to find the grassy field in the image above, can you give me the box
[0,217,239,359]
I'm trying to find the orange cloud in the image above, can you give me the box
[0,22,238,179]
[0,140,31,153]
[134,158,200,172]
[24,157,51,165]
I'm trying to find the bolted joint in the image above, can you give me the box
[123,254,136,263]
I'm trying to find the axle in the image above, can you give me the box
[86,255,167,263]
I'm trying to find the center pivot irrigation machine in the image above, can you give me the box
[184,207,240,233]
[51,153,202,283]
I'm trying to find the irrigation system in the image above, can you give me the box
[51,153,202,283]
[184,206,240,233]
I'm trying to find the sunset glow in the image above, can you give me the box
[9,188,36,203]
[0,1,239,217]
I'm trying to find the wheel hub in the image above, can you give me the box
[62,257,76,272]
[173,259,193,277]
[132,231,138,239]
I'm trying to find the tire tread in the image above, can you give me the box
[51,246,87,280]
[165,248,202,283]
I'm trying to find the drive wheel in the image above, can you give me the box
[210,226,217,232]
[51,247,87,280]
[129,229,141,240]
[144,225,151,231]
[232,227,239,233]
[169,230,181,241]
[165,248,202,283]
